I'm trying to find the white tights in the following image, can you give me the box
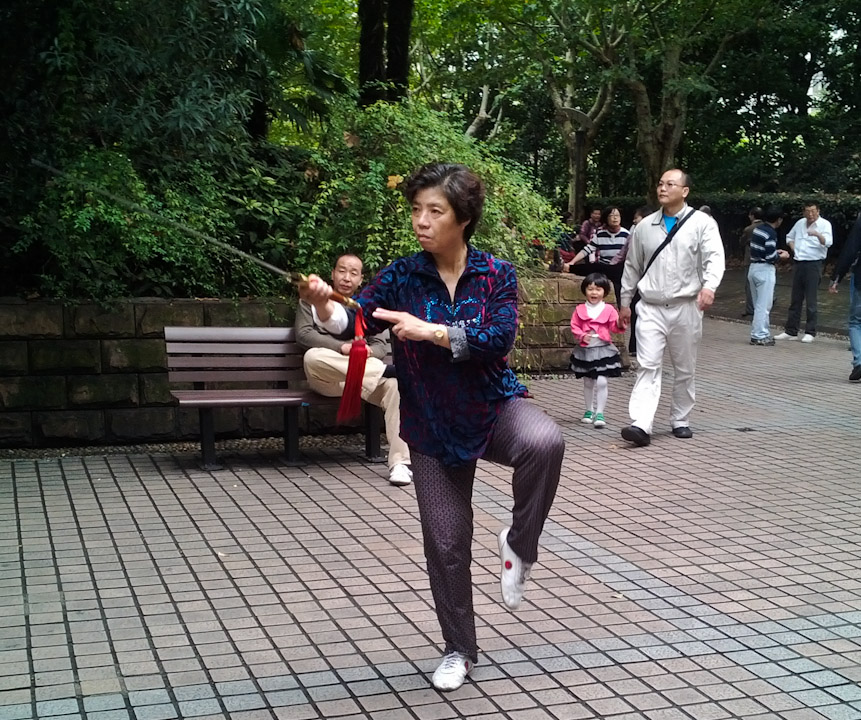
[583,376,608,415]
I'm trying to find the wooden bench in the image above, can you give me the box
[164,326,385,469]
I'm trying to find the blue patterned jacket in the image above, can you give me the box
[358,246,527,465]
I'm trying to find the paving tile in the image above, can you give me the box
[4,317,861,719]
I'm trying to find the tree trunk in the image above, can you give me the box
[385,0,414,100]
[358,0,386,105]
[624,45,687,204]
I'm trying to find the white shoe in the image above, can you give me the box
[800,334,815,343]
[498,527,532,610]
[388,463,413,486]
[431,652,472,691]
[774,332,796,340]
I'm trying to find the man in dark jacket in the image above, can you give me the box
[828,211,861,382]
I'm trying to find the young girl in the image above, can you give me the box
[570,272,624,428]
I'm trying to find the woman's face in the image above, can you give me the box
[605,209,621,231]
[411,187,469,255]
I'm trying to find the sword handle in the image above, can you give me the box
[290,273,360,310]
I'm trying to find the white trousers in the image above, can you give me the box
[303,347,410,468]
[628,299,702,434]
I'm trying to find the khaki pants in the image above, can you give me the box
[303,347,410,468]
[628,299,702,434]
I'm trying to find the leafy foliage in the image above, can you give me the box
[288,99,558,277]
[14,149,286,299]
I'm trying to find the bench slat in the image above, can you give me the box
[168,370,301,383]
[167,356,304,370]
[171,388,329,408]
[165,326,294,342]
[165,341,298,355]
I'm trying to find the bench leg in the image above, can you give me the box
[283,406,304,465]
[199,408,222,471]
[364,405,386,463]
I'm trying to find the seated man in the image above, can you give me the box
[296,253,412,486]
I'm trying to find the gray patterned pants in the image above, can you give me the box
[411,397,564,662]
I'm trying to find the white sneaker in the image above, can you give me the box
[498,527,532,610]
[801,334,815,343]
[774,332,796,340]
[388,463,412,486]
[431,652,472,691]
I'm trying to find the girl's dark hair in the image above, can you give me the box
[404,163,486,241]
[601,206,621,225]
[581,272,611,296]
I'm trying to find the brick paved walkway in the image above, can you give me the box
[2,317,860,720]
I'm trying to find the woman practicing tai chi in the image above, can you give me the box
[298,163,564,692]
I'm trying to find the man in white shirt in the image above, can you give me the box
[775,202,833,343]
[617,169,725,447]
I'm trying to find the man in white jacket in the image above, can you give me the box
[618,169,726,447]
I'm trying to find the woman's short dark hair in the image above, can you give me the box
[581,272,611,296]
[601,206,621,225]
[404,163,486,241]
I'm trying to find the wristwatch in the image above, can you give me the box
[432,325,446,343]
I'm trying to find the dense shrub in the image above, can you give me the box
[288,99,559,278]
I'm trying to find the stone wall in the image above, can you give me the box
[0,275,613,447]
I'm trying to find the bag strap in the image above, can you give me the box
[631,208,696,306]
[642,208,695,276]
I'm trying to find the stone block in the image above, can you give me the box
[0,301,63,339]
[107,408,176,441]
[559,278,588,303]
[265,299,296,326]
[518,278,556,304]
[508,347,543,374]
[34,411,105,442]
[177,407,242,438]
[0,413,33,447]
[139,374,174,405]
[518,303,542,326]
[102,340,166,372]
[30,340,101,374]
[519,324,559,347]
[66,303,135,338]
[136,301,205,337]
[205,301,273,328]
[0,342,28,374]
[246,406,286,434]
[68,375,138,407]
[177,408,202,438]
[213,407,242,435]
[541,304,577,326]
[0,377,66,409]
[542,347,573,371]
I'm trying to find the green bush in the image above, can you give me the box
[288,99,558,277]
[16,149,283,299]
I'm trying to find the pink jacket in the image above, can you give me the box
[570,303,624,346]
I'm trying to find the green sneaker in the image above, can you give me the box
[580,410,594,424]
[592,413,606,428]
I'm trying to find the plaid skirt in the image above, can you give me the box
[569,343,622,379]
